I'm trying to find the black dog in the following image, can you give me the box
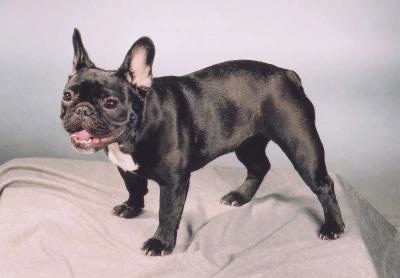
[61,29,345,256]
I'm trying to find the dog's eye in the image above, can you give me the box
[104,99,118,109]
[63,91,73,101]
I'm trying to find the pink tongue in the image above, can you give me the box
[70,130,93,141]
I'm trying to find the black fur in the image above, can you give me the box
[61,29,345,256]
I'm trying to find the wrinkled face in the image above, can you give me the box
[61,69,141,153]
[61,29,155,154]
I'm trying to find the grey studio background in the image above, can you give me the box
[0,1,399,221]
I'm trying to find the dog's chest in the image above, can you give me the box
[107,143,138,172]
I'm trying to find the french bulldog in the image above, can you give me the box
[61,29,345,256]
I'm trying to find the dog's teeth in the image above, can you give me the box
[77,138,92,145]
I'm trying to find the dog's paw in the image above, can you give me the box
[111,204,142,218]
[220,191,249,206]
[319,222,345,240]
[142,238,173,256]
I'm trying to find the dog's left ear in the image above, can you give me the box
[118,37,155,91]
[72,28,95,74]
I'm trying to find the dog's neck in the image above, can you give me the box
[133,87,162,141]
[117,87,162,154]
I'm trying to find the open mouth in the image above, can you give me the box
[69,128,126,152]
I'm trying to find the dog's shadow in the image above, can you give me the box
[251,193,323,227]
[180,192,324,252]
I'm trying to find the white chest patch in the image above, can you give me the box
[107,143,138,172]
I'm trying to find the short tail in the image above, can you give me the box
[286,70,303,89]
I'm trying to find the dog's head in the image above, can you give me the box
[61,29,155,153]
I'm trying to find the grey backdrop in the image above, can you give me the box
[0,1,399,216]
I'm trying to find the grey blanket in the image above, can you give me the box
[0,158,398,277]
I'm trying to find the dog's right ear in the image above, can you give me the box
[118,37,155,91]
[72,28,95,74]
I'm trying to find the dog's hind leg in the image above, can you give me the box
[273,121,345,239]
[221,135,270,206]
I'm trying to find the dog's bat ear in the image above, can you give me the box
[118,37,155,91]
[72,28,95,74]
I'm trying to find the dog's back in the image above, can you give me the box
[151,60,313,166]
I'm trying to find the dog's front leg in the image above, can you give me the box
[142,177,190,256]
[112,168,148,218]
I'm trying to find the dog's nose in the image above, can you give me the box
[75,105,94,117]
